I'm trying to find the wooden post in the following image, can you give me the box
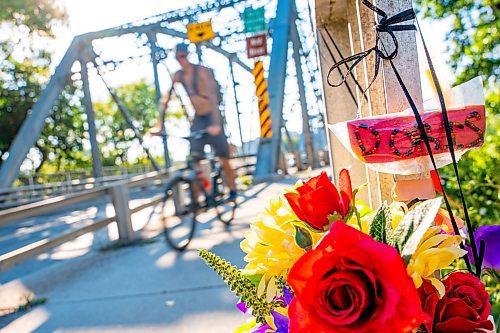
[375,0,436,201]
[315,0,435,204]
[315,0,372,205]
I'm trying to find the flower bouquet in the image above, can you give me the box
[199,171,498,332]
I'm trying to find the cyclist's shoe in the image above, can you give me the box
[149,123,164,136]
[228,189,238,202]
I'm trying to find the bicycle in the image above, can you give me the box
[157,130,238,251]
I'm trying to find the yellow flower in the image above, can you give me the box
[389,201,407,231]
[407,226,467,297]
[240,196,323,281]
[346,200,374,234]
[234,318,259,333]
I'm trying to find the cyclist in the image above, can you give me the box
[150,43,237,201]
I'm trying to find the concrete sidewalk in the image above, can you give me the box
[0,177,301,333]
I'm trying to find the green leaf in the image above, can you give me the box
[394,198,443,253]
[294,225,313,250]
[290,220,325,234]
[327,212,342,223]
[243,273,263,288]
[368,202,391,244]
[401,198,443,258]
[385,214,395,247]
[198,249,276,323]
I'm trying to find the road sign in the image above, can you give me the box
[252,60,272,138]
[243,7,266,33]
[187,21,216,43]
[246,33,267,59]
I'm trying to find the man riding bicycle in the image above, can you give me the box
[150,43,237,201]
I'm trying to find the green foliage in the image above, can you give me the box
[401,199,444,263]
[368,202,391,244]
[198,249,277,323]
[0,0,86,178]
[294,225,313,250]
[393,198,442,254]
[38,86,90,172]
[0,55,48,164]
[416,0,499,228]
[16,293,47,312]
[440,95,499,227]
[0,54,90,174]
[0,0,67,37]
[93,80,183,166]
[416,0,499,88]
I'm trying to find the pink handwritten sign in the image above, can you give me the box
[347,105,485,163]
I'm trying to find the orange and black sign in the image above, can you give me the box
[252,60,272,138]
[187,21,215,43]
[246,33,267,59]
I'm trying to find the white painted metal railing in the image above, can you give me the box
[0,169,171,271]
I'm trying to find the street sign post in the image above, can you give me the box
[187,21,216,43]
[246,33,267,58]
[243,7,266,33]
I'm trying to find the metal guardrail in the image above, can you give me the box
[0,169,171,271]
[0,156,257,272]
[0,169,160,210]
[16,164,155,186]
[0,158,256,210]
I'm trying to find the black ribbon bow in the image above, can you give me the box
[326,0,416,91]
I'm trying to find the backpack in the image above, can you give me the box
[179,65,223,106]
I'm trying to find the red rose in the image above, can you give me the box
[284,170,352,230]
[418,272,493,333]
[287,221,427,333]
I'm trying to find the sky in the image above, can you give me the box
[24,0,457,166]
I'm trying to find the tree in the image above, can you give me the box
[37,86,90,173]
[0,0,67,37]
[0,0,69,172]
[417,0,499,88]
[416,0,499,227]
[94,80,185,166]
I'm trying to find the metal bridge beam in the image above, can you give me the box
[147,32,171,169]
[0,37,84,187]
[82,24,252,73]
[291,21,318,169]
[152,27,252,73]
[229,60,245,153]
[254,0,295,178]
[80,52,104,178]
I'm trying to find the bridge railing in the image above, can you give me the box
[0,165,160,210]
[0,156,257,272]
[0,169,172,272]
[0,157,256,210]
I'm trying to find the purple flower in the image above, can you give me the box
[236,301,250,314]
[271,310,289,333]
[283,286,293,306]
[467,225,500,270]
[251,324,272,333]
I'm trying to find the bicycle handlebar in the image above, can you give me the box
[187,130,208,140]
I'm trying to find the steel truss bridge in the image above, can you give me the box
[0,0,326,188]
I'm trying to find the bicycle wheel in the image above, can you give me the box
[212,168,237,225]
[160,176,197,251]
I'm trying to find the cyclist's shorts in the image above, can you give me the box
[190,132,230,161]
